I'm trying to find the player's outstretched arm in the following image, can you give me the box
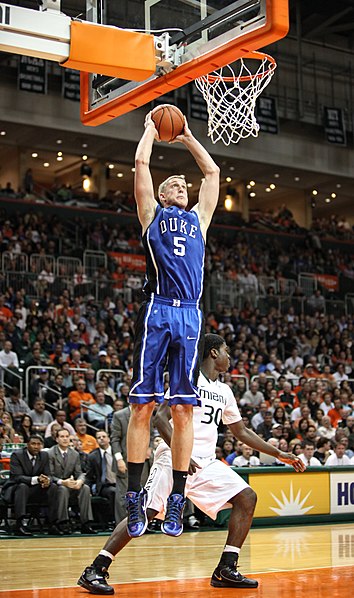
[173,118,219,236]
[228,421,306,473]
[134,112,159,233]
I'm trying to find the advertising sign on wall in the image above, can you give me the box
[330,472,354,515]
[249,472,330,518]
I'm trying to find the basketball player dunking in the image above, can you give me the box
[125,111,220,538]
[79,334,305,593]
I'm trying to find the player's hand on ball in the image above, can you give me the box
[144,111,160,140]
[278,452,306,472]
[171,117,191,144]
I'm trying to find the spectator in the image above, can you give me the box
[74,419,99,454]
[29,368,52,407]
[298,442,322,467]
[304,424,319,445]
[5,387,30,430]
[270,422,284,442]
[317,415,336,440]
[116,383,130,407]
[327,398,344,428]
[324,441,351,466]
[239,381,264,409]
[333,363,349,386]
[251,401,269,431]
[68,378,96,421]
[17,414,33,443]
[319,392,334,415]
[84,369,97,395]
[342,415,354,451]
[278,382,296,409]
[256,411,274,441]
[273,406,287,426]
[94,380,113,407]
[2,434,60,536]
[1,411,16,442]
[48,428,95,534]
[61,362,73,389]
[69,434,90,473]
[0,395,6,419]
[292,405,316,431]
[23,168,34,194]
[46,373,69,413]
[221,439,235,460]
[215,446,229,465]
[313,437,331,465]
[284,348,303,372]
[0,340,20,385]
[99,374,117,404]
[232,444,260,467]
[29,398,53,435]
[91,350,109,374]
[87,391,113,429]
[44,409,75,439]
[296,418,311,442]
[224,439,244,465]
[307,289,325,314]
[288,439,302,456]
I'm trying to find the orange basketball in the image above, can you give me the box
[151,104,185,142]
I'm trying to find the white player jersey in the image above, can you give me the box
[191,372,241,459]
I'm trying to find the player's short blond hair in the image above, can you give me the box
[158,175,186,198]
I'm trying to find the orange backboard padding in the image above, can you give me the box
[61,20,155,81]
[80,0,289,126]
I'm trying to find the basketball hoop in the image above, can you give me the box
[195,51,277,145]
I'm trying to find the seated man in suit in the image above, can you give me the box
[48,428,96,534]
[86,430,117,524]
[3,434,61,536]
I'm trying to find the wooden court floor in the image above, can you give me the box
[1,523,353,598]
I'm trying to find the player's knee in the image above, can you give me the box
[171,404,193,428]
[244,487,257,513]
[233,487,257,514]
[130,402,154,424]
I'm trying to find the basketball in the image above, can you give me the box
[151,104,185,142]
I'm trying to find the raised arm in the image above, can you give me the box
[134,113,159,234]
[174,120,220,238]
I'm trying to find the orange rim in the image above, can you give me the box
[198,51,277,83]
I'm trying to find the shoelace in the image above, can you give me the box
[222,566,242,580]
[89,567,110,581]
[126,495,142,523]
[166,499,184,523]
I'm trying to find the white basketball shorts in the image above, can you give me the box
[145,442,250,520]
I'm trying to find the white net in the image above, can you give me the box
[195,52,277,145]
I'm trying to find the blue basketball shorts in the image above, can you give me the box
[129,295,204,405]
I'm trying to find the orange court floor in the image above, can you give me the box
[1,522,354,598]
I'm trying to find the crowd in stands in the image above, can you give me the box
[250,204,354,240]
[0,211,353,303]
[0,206,353,535]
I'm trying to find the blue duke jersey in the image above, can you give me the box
[142,205,205,301]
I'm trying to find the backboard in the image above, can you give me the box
[81,0,289,126]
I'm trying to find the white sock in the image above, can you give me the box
[223,544,240,554]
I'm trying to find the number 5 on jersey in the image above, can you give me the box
[174,236,186,256]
